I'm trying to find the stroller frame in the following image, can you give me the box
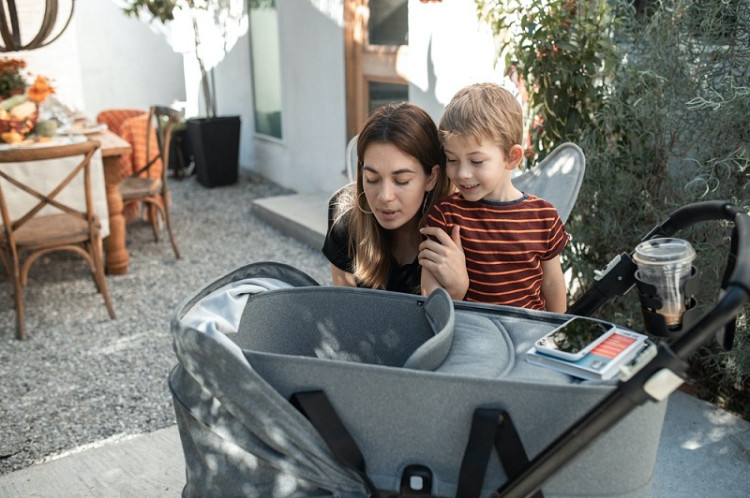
[499,200,750,497]
[169,200,749,497]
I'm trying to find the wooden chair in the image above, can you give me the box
[119,106,182,259]
[95,108,147,137]
[0,140,116,340]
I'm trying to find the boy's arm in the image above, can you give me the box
[541,256,567,312]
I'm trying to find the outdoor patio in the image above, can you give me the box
[1,168,749,497]
[0,169,333,475]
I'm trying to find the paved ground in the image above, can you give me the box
[0,171,748,496]
[0,390,748,496]
[0,171,332,476]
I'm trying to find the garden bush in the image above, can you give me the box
[479,0,750,418]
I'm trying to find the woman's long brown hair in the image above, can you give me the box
[335,102,451,290]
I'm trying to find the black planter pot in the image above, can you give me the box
[186,115,241,188]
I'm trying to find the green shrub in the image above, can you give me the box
[479,0,750,418]
[476,0,623,162]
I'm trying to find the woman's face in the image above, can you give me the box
[361,142,437,231]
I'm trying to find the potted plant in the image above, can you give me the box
[122,0,245,187]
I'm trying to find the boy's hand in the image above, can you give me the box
[419,225,469,300]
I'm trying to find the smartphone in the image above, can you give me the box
[535,317,617,361]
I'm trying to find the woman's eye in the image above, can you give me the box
[395,179,410,186]
[446,158,457,163]
[471,160,484,166]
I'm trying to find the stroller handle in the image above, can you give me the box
[570,200,750,317]
[502,201,750,498]
[646,200,750,304]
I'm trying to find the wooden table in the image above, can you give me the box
[87,129,132,275]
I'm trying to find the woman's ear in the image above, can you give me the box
[425,164,439,192]
[506,145,525,170]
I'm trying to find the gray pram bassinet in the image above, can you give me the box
[169,262,667,498]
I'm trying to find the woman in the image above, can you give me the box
[323,102,466,295]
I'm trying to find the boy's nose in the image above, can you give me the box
[455,162,472,179]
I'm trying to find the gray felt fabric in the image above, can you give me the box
[170,262,667,497]
[402,288,455,370]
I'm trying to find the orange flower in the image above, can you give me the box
[26,75,55,103]
[0,58,26,74]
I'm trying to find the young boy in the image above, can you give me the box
[420,82,568,312]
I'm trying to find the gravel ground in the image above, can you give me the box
[0,170,332,475]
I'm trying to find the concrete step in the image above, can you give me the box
[251,192,331,250]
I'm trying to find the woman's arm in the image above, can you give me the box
[330,264,357,287]
[418,225,469,300]
[541,256,567,312]
[420,265,442,297]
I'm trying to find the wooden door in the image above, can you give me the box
[344,0,410,139]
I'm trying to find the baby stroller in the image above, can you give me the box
[168,200,749,497]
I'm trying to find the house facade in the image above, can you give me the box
[11,0,505,196]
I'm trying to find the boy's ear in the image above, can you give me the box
[425,164,439,191]
[506,145,524,170]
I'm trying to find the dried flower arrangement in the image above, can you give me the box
[0,57,57,144]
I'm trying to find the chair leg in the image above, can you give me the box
[91,236,116,319]
[12,269,25,340]
[85,241,105,295]
[163,206,181,259]
[148,204,160,242]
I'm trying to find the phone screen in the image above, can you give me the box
[537,319,611,355]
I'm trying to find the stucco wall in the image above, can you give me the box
[229,0,349,195]
[77,0,186,117]
[8,0,503,196]
[7,0,185,121]
[210,0,503,196]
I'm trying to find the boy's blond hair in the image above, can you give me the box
[439,82,523,156]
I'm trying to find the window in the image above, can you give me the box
[368,0,408,46]
[249,2,282,139]
[368,81,408,116]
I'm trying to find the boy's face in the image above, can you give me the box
[443,135,519,203]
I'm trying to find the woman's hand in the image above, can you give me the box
[330,264,357,287]
[419,225,469,300]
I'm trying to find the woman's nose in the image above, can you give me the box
[377,182,395,201]
[378,182,393,200]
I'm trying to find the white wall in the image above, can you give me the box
[219,0,348,194]
[408,0,506,123]
[76,0,186,118]
[8,0,502,196]
[5,0,185,121]
[209,0,503,196]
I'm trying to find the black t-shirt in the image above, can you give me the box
[322,187,421,294]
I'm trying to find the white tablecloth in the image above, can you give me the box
[0,148,110,237]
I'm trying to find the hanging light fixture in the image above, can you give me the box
[0,0,76,52]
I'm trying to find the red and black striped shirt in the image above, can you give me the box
[425,193,568,310]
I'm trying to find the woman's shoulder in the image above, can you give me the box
[329,183,355,208]
[324,184,355,270]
